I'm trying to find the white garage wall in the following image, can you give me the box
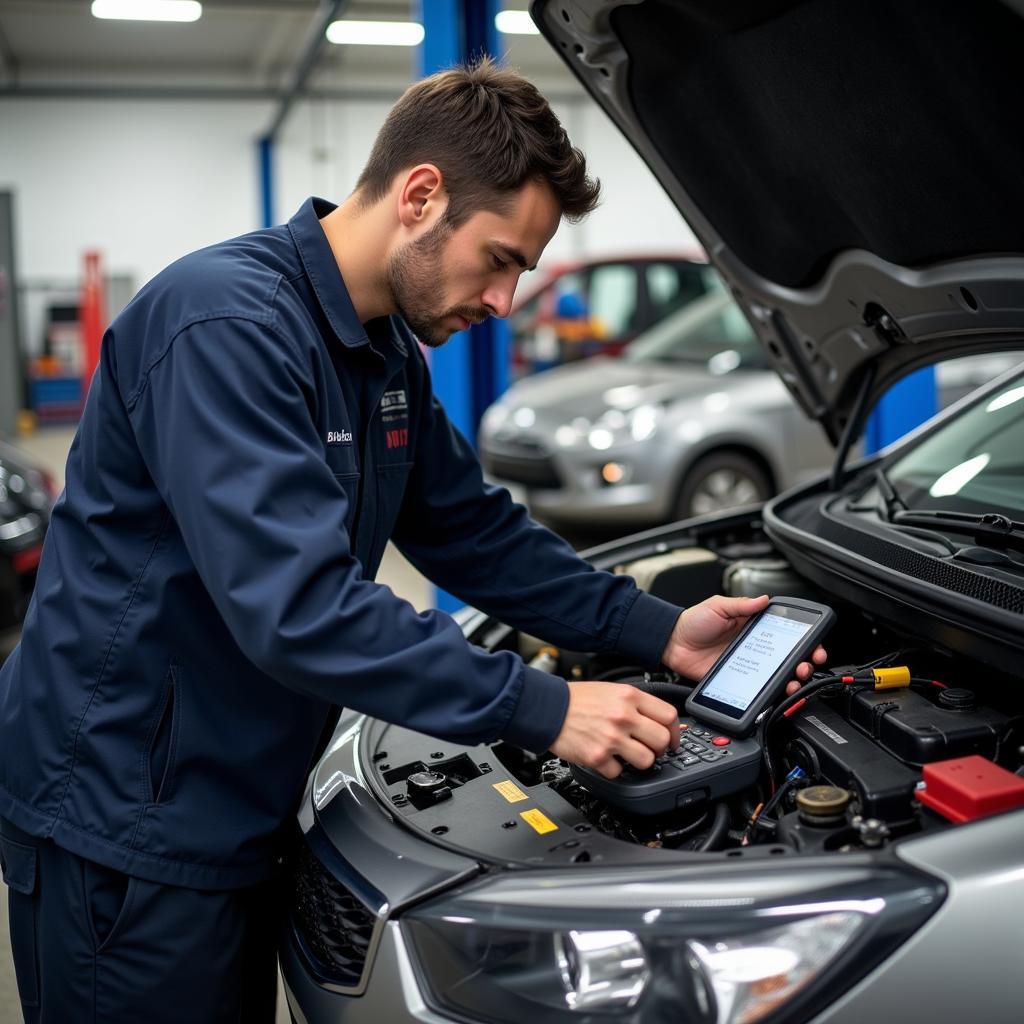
[0,98,272,355]
[0,98,271,286]
[0,86,697,354]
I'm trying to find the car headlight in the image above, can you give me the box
[592,403,665,445]
[403,862,941,1023]
[559,404,667,450]
[480,402,511,435]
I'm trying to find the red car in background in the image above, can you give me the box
[509,252,712,377]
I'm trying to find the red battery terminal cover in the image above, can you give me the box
[917,755,1024,823]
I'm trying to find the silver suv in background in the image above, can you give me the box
[481,286,1015,530]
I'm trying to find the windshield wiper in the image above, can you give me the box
[874,466,909,520]
[890,508,1024,552]
[866,467,1024,558]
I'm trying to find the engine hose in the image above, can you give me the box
[603,675,694,712]
[695,801,731,852]
[595,666,649,682]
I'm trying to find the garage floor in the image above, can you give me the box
[0,425,433,1023]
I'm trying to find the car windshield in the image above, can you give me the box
[623,289,768,371]
[887,367,1024,519]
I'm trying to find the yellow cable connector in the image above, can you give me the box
[872,666,911,689]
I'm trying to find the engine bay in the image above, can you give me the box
[361,518,1024,864]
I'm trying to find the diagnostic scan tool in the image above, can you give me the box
[572,598,834,815]
[685,597,835,736]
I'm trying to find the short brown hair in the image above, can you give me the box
[355,57,600,225]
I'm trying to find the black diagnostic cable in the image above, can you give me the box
[760,664,915,791]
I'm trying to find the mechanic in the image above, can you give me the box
[0,60,824,1022]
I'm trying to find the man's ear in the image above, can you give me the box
[397,164,446,228]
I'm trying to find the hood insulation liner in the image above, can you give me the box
[616,0,1024,287]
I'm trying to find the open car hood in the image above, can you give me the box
[532,0,1024,442]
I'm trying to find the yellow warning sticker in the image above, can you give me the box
[493,780,528,803]
[520,809,558,834]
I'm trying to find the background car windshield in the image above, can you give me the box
[888,367,1024,518]
[623,290,768,371]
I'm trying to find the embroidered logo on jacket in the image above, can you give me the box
[382,387,409,450]
[326,430,353,445]
[381,389,408,414]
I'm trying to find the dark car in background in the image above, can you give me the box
[282,2,1024,1022]
[0,440,52,660]
[510,252,711,375]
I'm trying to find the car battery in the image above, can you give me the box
[782,702,922,824]
[846,686,1007,767]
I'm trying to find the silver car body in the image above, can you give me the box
[481,292,832,526]
[280,704,1023,1024]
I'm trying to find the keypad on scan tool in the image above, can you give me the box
[622,717,733,777]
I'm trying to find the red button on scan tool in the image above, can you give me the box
[916,755,1024,823]
[711,736,731,747]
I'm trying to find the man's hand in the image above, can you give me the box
[549,682,680,779]
[662,594,828,695]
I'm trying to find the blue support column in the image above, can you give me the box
[258,137,275,229]
[864,366,938,454]
[419,0,505,612]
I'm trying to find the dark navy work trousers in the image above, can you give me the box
[0,817,283,1023]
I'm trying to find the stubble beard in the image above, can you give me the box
[386,219,488,348]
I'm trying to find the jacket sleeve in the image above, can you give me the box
[125,315,571,753]
[391,346,681,666]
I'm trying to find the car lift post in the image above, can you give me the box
[420,0,510,612]
[864,366,937,454]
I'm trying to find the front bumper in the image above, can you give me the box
[279,713,481,1021]
[480,437,679,527]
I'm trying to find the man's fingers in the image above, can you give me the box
[724,593,770,619]
[792,645,829,687]
[628,717,674,760]
[550,682,685,776]
[635,692,681,748]
[619,738,659,771]
[593,756,624,780]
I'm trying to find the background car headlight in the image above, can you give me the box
[403,862,942,1023]
[573,403,668,449]
[480,402,511,435]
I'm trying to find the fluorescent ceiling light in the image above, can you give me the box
[91,0,202,22]
[326,20,425,46]
[495,10,540,34]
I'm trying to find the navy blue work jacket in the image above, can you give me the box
[0,199,680,889]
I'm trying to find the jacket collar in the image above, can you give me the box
[287,197,408,357]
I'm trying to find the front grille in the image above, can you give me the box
[290,841,378,989]
[482,451,562,488]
